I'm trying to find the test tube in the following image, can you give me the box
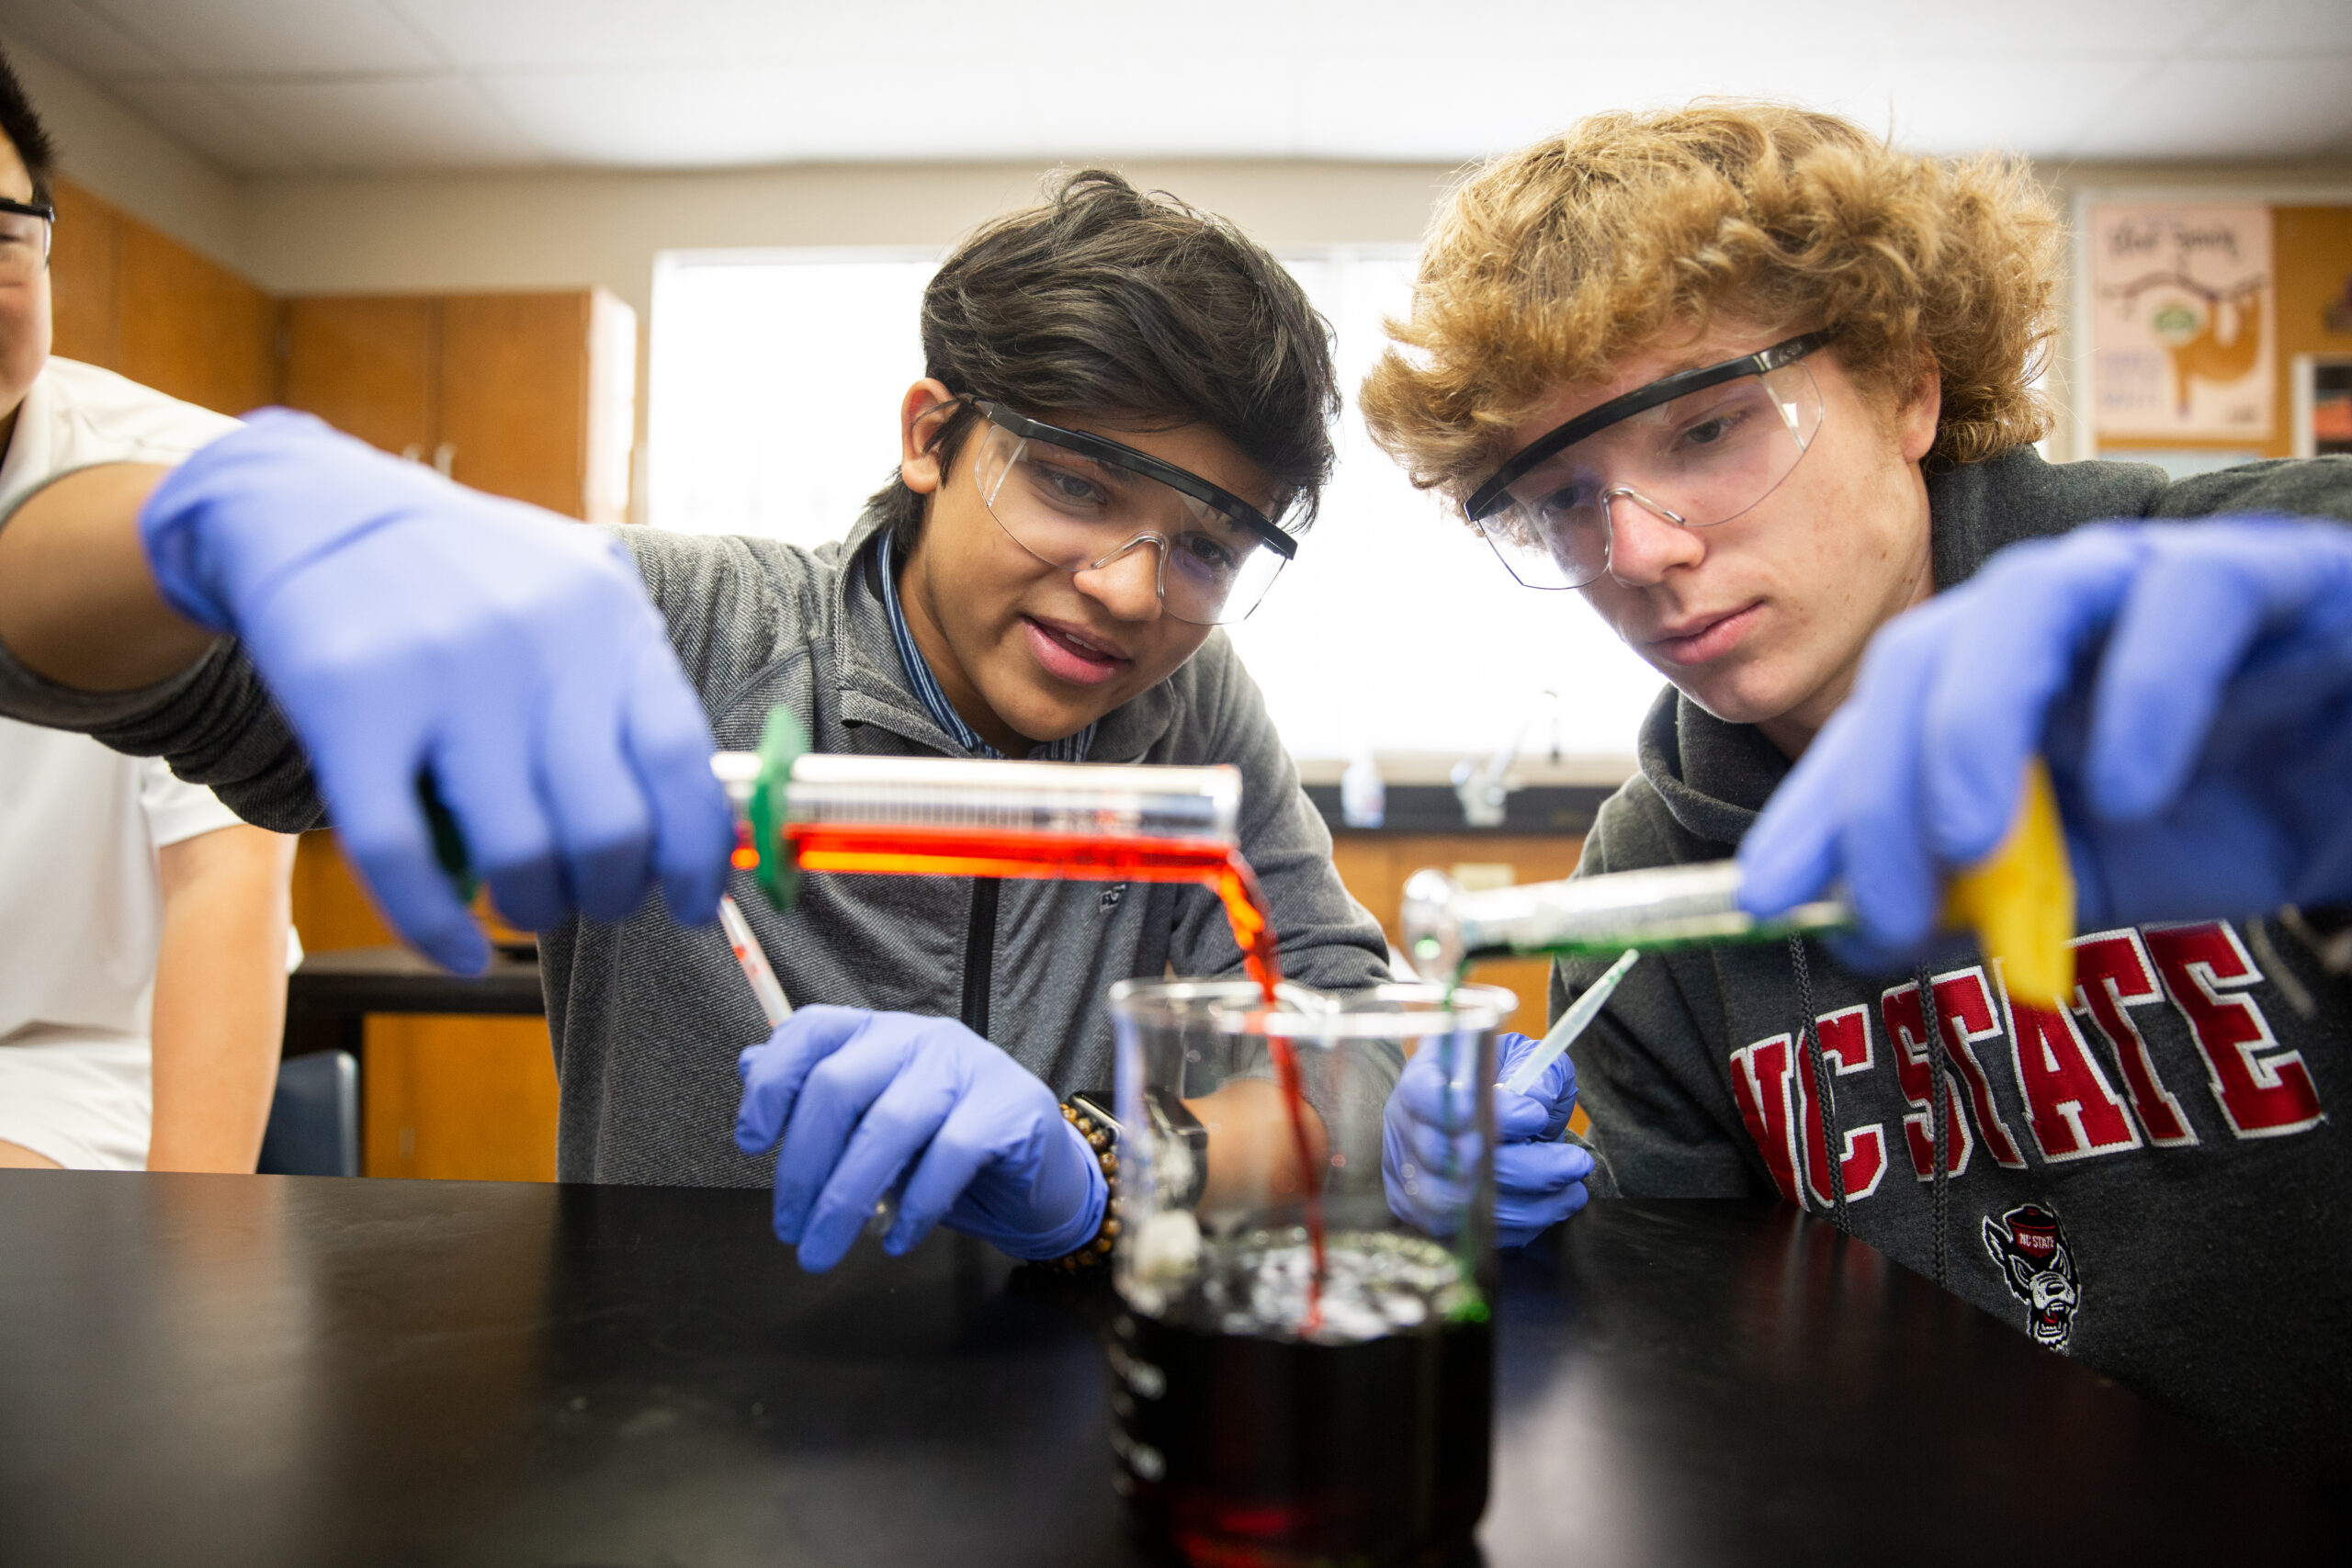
[1401,860,1851,981]
[1498,947,1638,1098]
[709,751,1243,845]
[716,884,902,1240]
[716,893,790,1029]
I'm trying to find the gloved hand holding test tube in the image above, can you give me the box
[716,892,910,1240]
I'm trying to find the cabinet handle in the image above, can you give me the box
[433,443,456,479]
[400,444,423,464]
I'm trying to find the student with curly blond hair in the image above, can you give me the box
[1366,102,2352,1472]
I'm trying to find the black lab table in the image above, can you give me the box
[0,1175,2338,1567]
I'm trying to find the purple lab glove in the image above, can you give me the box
[139,411,732,973]
[1383,1030,1592,1247]
[1739,518,2352,964]
[734,1006,1107,1272]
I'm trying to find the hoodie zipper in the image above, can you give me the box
[961,877,1000,1040]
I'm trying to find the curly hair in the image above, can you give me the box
[1360,102,2062,505]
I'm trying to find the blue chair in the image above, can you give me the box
[257,1051,359,1177]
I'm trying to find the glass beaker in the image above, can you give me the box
[1104,978,1512,1568]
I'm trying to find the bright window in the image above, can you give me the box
[648,249,935,547]
[648,245,1662,762]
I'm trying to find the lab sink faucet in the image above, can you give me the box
[1452,691,1563,829]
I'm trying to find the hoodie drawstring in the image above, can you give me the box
[1788,944,1953,1287]
[1916,962,1952,1290]
[1788,935,1849,1233]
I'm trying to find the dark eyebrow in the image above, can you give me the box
[1028,440,1131,480]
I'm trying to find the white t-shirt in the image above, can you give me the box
[0,359,251,1169]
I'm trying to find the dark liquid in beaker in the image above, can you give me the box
[1113,1231,1492,1568]
[1114,1311,1491,1567]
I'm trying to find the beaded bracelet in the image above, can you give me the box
[1044,1100,1121,1271]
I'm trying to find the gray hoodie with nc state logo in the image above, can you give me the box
[1558,446,2352,1475]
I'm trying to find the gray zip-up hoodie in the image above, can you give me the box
[1559,447,2352,1472]
[0,504,1392,1187]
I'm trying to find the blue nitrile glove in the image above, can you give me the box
[1383,1031,1593,1248]
[733,1005,1108,1272]
[139,411,733,973]
[1740,518,2352,960]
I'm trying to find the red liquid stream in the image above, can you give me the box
[786,822,1327,1325]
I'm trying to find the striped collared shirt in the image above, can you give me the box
[874,533,1096,762]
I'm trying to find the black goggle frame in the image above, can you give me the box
[1463,332,1832,524]
[968,400,1297,562]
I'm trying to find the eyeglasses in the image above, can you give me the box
[0,197,54,287]
[967,400,1297,626]
[1463,333,1830,591]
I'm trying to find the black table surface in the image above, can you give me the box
[0,1173,2338,1567]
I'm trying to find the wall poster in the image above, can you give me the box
[2089,204,2275,440]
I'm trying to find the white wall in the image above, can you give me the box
[238,159,1462,304]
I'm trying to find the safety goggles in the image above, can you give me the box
[968,400,1297,626]
[0,197,53,287]
[1462,333,1830,591]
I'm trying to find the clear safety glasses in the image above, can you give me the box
[1462,333,1830,591]
[968,401,1297,626]
[0,198,52,288]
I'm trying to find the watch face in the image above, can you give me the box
[1069,1091,1122,1138]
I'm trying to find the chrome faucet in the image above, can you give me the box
[1451,690,1563,829]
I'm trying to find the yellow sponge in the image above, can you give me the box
[1942,760,2076,1010]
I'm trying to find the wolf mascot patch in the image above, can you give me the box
[1982,1202,2080,1350]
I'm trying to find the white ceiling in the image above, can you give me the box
[0,0,2347,176]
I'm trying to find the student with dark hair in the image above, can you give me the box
[0,168,1399,1269]
[690,172,1393,1269]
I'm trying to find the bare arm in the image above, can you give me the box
[0,462,212,690]
[1185,1078,1329,1217]
[146,823,297,1173]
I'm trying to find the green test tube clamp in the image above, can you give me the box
[743,705,809,912]
[417,770,481,904]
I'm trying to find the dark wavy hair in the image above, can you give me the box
[873,169,1339,547]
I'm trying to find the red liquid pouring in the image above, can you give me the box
[787,822,1327,1321]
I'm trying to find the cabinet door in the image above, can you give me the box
[290,833,561,1181]
[281,296,437,456]
[439,291,593,516]
[113,220,277,417]
[48,181,119,368]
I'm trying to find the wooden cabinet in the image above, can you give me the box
[47,181,117,370]
[279,295,437,455]
[288,832,560,1181]
[47,179,276,417]
[1329,830,1592,1134]
[1329,831,1588,1041]
[280,288,636,521]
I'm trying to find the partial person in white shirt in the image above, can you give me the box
[0,54,295,1173]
